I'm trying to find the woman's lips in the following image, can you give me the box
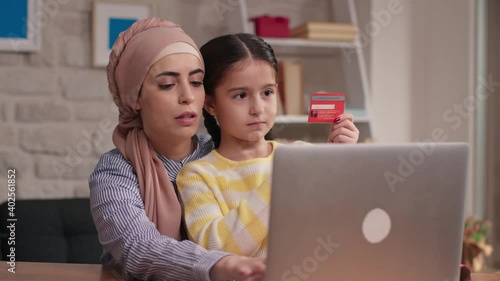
[175,111,197,126]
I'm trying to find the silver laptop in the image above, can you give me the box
[266,143,468,281]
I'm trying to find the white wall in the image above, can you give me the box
[370,0,412,143]
[370,0,473,143]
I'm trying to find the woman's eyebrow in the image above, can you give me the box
[155,71,179,78]
[155,68,204,78]
[189,68,204,76]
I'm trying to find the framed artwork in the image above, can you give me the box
[0,0,42,52]
[92,0,154,67]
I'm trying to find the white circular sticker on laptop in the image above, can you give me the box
[362,208,391,244]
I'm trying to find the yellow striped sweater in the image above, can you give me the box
[176,141,279,258]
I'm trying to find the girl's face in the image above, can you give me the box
[205,59,277,144]
[137,53,205,141]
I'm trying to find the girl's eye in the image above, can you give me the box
[190,81,204,87]
[159,84,174,90]
[234,92,247,99]
[263,89,274,96]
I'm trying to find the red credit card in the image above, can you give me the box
[308,92,345,123]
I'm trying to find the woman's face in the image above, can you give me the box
[137,53,205,142]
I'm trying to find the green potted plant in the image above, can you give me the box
[461,217,494,272]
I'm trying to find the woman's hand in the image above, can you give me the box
[328,113,360,143]
[210,255,266,281]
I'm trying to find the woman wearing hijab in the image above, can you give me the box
[89,17,265,280]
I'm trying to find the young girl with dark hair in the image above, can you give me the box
[176,33,359,257]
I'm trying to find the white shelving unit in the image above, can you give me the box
[226,0,373,140]
[263,38,357,49]
[275,109,369,124]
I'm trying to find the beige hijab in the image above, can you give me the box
[107,17,203,240]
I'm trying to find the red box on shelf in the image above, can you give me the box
[251,15,289,38]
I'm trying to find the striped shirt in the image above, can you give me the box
[177,141,279,258]
[88,134,229,281]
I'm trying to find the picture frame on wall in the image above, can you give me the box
[0,0,42,53]
[92,0,155,67]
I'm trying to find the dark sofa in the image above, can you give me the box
[0,198,102,264]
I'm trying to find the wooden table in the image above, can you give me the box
[0,262,499,281]
[0,262,125,281]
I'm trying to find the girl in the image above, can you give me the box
[89,18,266,281]
[176,33,359,257]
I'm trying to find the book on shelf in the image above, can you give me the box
[278,60,304,115]
[292,32,356,41]
[291,22,356,34]
[290,22,357,42]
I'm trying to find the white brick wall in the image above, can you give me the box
[0,0,333,202]
[0,126,16,146]
[0,104,7,121]
[60,69,108,101]
[16,102,71,122]
[0,54,24,66]
[0,68,58,96]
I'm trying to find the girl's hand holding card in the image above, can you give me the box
[328,113,359,143]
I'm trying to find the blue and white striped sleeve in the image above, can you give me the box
[89,149,229,281]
